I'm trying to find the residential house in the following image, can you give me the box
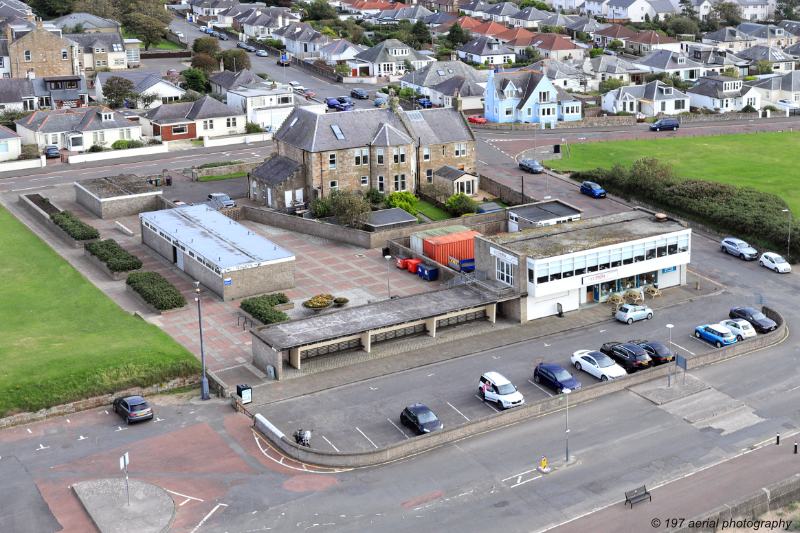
[209,69,263,96]
[526,34,586,61]
[15,106,141,151]
[431,165,479,198]
[495,26,536,46]
[593,24,639,48]
[370,5,432,24]
[423,12,456,27]
[0,75,88,111]
[554,0,587,12]
[458,36,514,65]
[736,45,796,74]
[625,30,680,54]
[585,0,611,18]
[469,20,509,37]
[431,16,481,37]
[687,45,749,77]
[273,23,333,56]
[508,7,549,29]
[460,0,488,17]
[234,7,293,40]
[647,0,676,19]
[226,83,325,132]
[482,2,521,23]
[686,75,761,112]
[0,0,31,21]
[187,0,239,22]
[53,13,121,33]
[66,32,140,71]
[539,14,580,28]
[319,39,364,62]
[348,38,435,76]
[399,59,488,110]
[582,54,647,90]
[346,0,401,18]
[732,0,770,22]
[247,153,305,210]
[601,79,689,116]
[528,58,586,91]
[0,125,21,161]
[635,49,703,81]
[701,27,757,52]
[746,71,800,107]
[777,20,800,38]
[0,77,34,110]
[96,70,185,109]
[419,0,459,15]
[564,18,611,40]
[139,96,246,141]
[429,75,487,111]
[783,40,800,58]
[484,69,582,124]
[737,23,796,47]
[606,0,654,22]
[5,19,80,78]
[692,0,714,22]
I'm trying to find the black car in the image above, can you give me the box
[237,42,248,49]
[519,158,544,174]
[112,395,153,425]
[600,342,652,373]
[277,58,290,66]
[628,340,674,365]
[729,307,777,333]
[400,403,443,435]
[350,88,369,99]
[217,33,228,41]
[245,45,256,52]
[337,95,355,104]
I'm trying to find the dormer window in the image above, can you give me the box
[663,86,673,95]
[777,29,784,35]
[102,112,113,121]
[677,56,685,64]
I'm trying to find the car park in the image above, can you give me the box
[695,324,737,347]
[350,88,369,99]
[518,158,544,174]
[614,304,653,325]
[533,363,581,393]
[719,319,756,341]
[218,33,228,40]
[627,340,674,365]
[400,404,443,435]
[720,238,758,260]
[759,252,791,273]
[256,49,268,57]
[374,97,387,107]
[580,181,606,198]
[112,396,153,425]
[478,372,524,409]
[468,115,486,124]
[600,342,652,372]
[649,118,679,131]
[43,145,60,158]
[207,193,236,208]
[277,58,290,66]
[729,307,777,333]
[570,350,627,381]
[337,96,355,105]
[417,98,432,108]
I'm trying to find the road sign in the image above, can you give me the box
[119,452,129,470]
[676,354,687,370]
[281,54,287,61]
[755,294,767,306]
[120,452,131,506]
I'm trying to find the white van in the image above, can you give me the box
[478,372,524,410]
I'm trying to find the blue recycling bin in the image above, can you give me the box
[417,263,438,282]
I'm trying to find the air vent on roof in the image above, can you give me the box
[652,213,668,222]
[406,111,424,121]
[331,124,345,140]
[290,117,297,127]
[448,69,453,73]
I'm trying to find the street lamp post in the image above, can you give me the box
[783,209,791,260]
[666,323,674,387]
[385,255,392,298]
[195,282,210,400]
[563,388,571,462]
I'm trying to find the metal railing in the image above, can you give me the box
[439,269,488,289]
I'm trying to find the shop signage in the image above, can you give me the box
[490,247,518,265]
[224,278,232,286]
[662,266,676,273]
[582,269,618,285]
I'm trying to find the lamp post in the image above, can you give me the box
[666,323,674,387]
[563,388,571,462]
[194,282,210,400]
[385,254,392,298]
[783,209,791,260]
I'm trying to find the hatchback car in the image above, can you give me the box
[207,192,236,208]
[580,181,606,198]
[277,58,290,66]
[166,69,179,76]
[289,81,304,91]
[200,26,210,33]
[350,88,369,99]
[519,158,544,174]
[695,324,737,347]
[112,395,153,425]
[777,98,800,109]
[218,33,228,40]
[600,342,652,372]
[174,31,184,38]
[245,45,256,52]
[256,49,268,57]
[468,115,487,124]
[533,363,581,393]
[603,49,617,56]
[570,350,627,381]
[43,145,60,158]
[325,97,340,108]
[374,97,388,107]
[333,102,354,111]
[417,98,432,108]
[729,307,777,333]
[400,404,443,435]
[719,319,756,341]
[336,95,355,104]
[627,340,674,365]
[237,42,248,49]
[210,31,220,37]
[615,304,653,324]
[650,118,679,131]
[760,252,791,273]
[478,371,524,409]
[720,238,758,260]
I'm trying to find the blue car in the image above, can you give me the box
[580,181,606,198]
[533,363,581,393]
[333,102,353,111]
[375,97,387,107]
[325,97,340,108]
[417,98,432,108]
[695,324,738,348]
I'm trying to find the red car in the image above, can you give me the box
[303,89,315,98]
[167,69,179,76]
[468,115,486,124]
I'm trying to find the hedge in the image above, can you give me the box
[85,239,143,273]
[126,272,186,310]
[240,293,290,324]
[50,211,100,240]
[197,160,243,169]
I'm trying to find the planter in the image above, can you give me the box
[84,248,142,281]
[334,302,348,308]
[303,302,333,314]
[18,193,63,227]
[125,283,189,315]
[51,221,100,249]
[274,302,294,312]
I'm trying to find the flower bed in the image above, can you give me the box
[240,293,291,325]
[50,211,100,241]
[126,272,186,311]
[86,239,143,273]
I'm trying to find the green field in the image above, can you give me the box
[549,131,800,214]
[416,200,451,221]
[0,207,201,418]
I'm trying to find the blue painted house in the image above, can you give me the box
[484,70,583,125]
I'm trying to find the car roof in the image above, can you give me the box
[123,395,146,404]
[733,306,757,313]
[726,237,747,244]
[541,363,566,372]
[482,371,510,385]
[708,324,730,333]
[407,403,432,414]
[763,252,779,257]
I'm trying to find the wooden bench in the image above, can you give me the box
[625,290,644,303]
[625,486,651,508]
[644,286,662,299]
[607,293,626,306]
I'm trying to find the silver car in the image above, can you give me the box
[720,238,758,260]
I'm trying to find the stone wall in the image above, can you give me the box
[75,182,162,219]
[189,161,264,180]
[291,56,339,81]
[471,116,635,130]
[223,259,295,302]
[252,334,285,380]
[478,173,538,206]
[657,111,760,122]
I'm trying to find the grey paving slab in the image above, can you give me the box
[659,388,744,424]
[0,456,61,533]
[628,373,710,405]
[72,478,176,533]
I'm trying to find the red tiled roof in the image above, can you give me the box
[593,24,639,39]
[470,20,508,36]
[511,33,581,51]
[627,30,678,45]
[495,26,535,42]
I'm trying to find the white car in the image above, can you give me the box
[570,350,627,381]
[719,319,757,341]
[289,81,305,92]
[174,31,184,38]
[776,99,800,110]
[478,372,524,409]
[759,252,791,273]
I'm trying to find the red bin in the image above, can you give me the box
[407,258,423,273]
[396,255,410,269]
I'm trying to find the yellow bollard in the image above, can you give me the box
[541,456,547,470]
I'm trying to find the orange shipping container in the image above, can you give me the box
[422,230,482,266]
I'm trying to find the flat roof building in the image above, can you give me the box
[507,199,582,232]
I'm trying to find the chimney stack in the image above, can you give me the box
[451,50,457,61]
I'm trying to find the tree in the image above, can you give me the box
[216,49,251,72]
[678,0,697,18]
[412,20,431,47]
[524,46,541,61]
[776,0,800,20]
[722,67,739,78]
[127,13,167,51]
[33,0,75,16]
[304,0,337,21]
[644,13,651,22]
[74,0,118,19]
[320,26,338,38]
[709,1,742,26]
[103,76,134,108]
[193,37,221,57]
[519,0,551,10]
[334,63,351,76]
[421,182,452,204]
[191,53,218,75]
[445,193,478,216]
[62,22,86,33]
[403,59,415,72]
[328,189,372,229]
[608,39,623,49]
[446,22,471,47]
[183,68,207,92]
[599,78,629,92]
[754,60,774,74]
[589,48,604,57]
[653,13,661,22]
[386,191,418,215]
[668,16,699,35]
[121,0,172,27]
[139,92,159,109]
[357,35,374,47]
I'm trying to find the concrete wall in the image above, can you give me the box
[0,156,45,173]
[75,182,162,219]
[657,111,760,122]
[68,144,168,164]
[203,132,272,147]
[478,173,539,206]
[472,115,636,130]
[252,335,285,380]
[189,161,264,180]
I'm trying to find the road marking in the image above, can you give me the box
[475,394,499,412]
[66,419,70,423]
[689,335,717,348]
[78,436,87,440]
[502,468,539,481]
[448,402,470,421]
[369,386,378,390]
[29,176,56,181]
[670,341,695,356]
[492,355,500,359]
[544,343,551,347]
[322,436,340,451]
[166,489,205,507]
[26,428,31,433]
[428,374,435,377]
[116,427,127,432]
[36,444,49,451]
[511,476,542,488]
[387,419,409,439]
[154,417,164,423]
[190,503,228,533]
[12,185,48,191]
[528,379,553,397]
[356,427,378,449]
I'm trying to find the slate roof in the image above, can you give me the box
[31,76,89,99]
[491,70,574,109]
[690,48,746,66]
[527,59,583,79]
[565,18,610,33]
[435,165,470,181]
[647,0,675,13]
[423,11,455,25]
[209,69,262,90]
[606,80,687,101]
[0,124,20,139]
[0,78,33,103]
[738,23,793,40]
[250,154,301,185]
[460,0,488,12]
[374,5,432,19]
[483,2,521,16]
[354,39,432,64]
[320,39,364,56]
[593,23,639,39]
[459,35,514,56]
[735,45,793,62]
[141,96,242,124]
[608,0,637,7]
[635,50,702,70]
[783,41,800,56]
[777,20,800,36]
[399,60,488,87]
[747,71,800,92]
[53,13,120,31]
[702,27,756,43]
[509,6,550,21]
[371,123,413,146]
[15,107,136,133]
[686,76,751,98]
[539,13,579,27]
[273,23,333,45]
[97,70,179,95]
[0,0,30,19]
[590,54,644,73]
[430,75,485,97]
[65,32,124,50]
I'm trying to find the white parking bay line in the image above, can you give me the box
[528,380,553,397]
[447,402,470,421]
[356,427,378,449]
[388,419,409,439]
[511,475,542,488]
[670,341,696,356]
[322,435,340,452]
[688,335,717,348]
[475,395,499,412]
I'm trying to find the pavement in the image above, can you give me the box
[72,478,175,533]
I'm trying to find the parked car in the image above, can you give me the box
[333,102,354,111]
[173,201,188,208]
[695,324,737,348]
[533,363,581,393]
[599,342,652,373]
[200,26,210,33]
[417,98,432,108]
[277,58,290,66]
[218,33,228,41]
[43,145,60,158]
[720,238,758,260]
[518,158,544,174]
[468,115,487,124]
[627,340,674,365]
[759,252,791,273]
[245,45,256,52]
[570,350,627,381]
[167,69,179,76]
[649,118,679,131]
[325,97,340,108]
[729,307,777,333]
[210,31,219,37]
[580,181,606,198]
[112,395,153,425]
[336,95,355,104]
[289,81,305,92]
[478,372,524,409]
[374,97,388,107]
[256,49,268,57]
[776,98,800,110]
[603,49,617,56]
[237,42,248,49]
[302,89,315,98]
[400,403,443,435]
[614,304,653,325]
[350,88,369,99]
[719,319,756,341]
[174,31,184,38]
[207,193,236,208]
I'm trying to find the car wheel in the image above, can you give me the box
[400,416,407,426]
[479,389,485,401]
[740,253,745,260]
[715,341,723,348]
[776,267,780,273]
[113,404,117,413]
[125,416,130,425]
[601,375,608,382]
[695,331,701,338]
[497,400,505,410]
[575,362,582,371]
[647,313,652,320]
[721,246,727,253]
[737,335,743,341]
[534,374,540,383]
[627,318,633,324]
[760,261,764,267]
[656,127,660,131]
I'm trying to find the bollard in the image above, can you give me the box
[795,442,797,454]
[542,456,547,470]
[696,281,700,290]
[777,432,780,445]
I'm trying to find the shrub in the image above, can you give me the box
[311,195,333,218]
[19,144,39,160]
[197,160,243,169]
[245,122,264,133]
[126,272,186,311]
[616,110,632,116]
[386,190,418,215]
[147,138,162,145]
[50,211,99,240]
[240,293,290,324]
[365,187,384,207]
[88,144,104,152]
[741,104,757,113]
[111,140,130,150]
[743,76,757,81]
[128,140,144,148]
[763,105,779,112]
[85,239,143,272]
[445,193,478,216]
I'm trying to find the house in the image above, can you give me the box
[139,96,246,141]
[701,27,757,52]
[691,0,714,22]
[634,49,703,81]
[423,12,456,27]
[431,16,482,36]
[96,70,185,109]
[187,0,239,21]
[647,0,676,19]
[208,68,263,96]
[460,0,488,17]
[370,5,432,24]
[0,0,30,21]
[601,79,689,116]
[428,75,487,111]
[0,77,34,110]
[66,32,140,71]
[526,34,586,61]
[606,0,653,23]
[508,7,549,29]
[419,0,459,15]
[469,20,509,37]
[783,40,800,58]
[746,71,800,108]
[0,75,89,111]
[348,38,435,76]
[233,7,293,40]
[458,36,514,65]
[528,58,586,91]
[564,18,611,39]
[399,59,488,110]
[346,0,401,18]
[431,165,479,197]
[247,153,305,210]
[0,125,21,161]
[593,24,639,48]
[484,69,582,124]
[731,0,770,22]
[53,13,121,34]
[495,26,536,45]
[538,13,580,28]
[625,30,680,54]
[554,0,587,12]
[735,45,796,74]
[273,23,333,56]
[687,45,749,77]
[226,83,325,132]
[319,39,364,62]
[4,19,80,78]
[14,106,142,151]
[686,75,761,112]
[777,20,800,39]
[585,0,611,17]
[482,2,521,23]
[582,55,648,90]
[737,23,796,47]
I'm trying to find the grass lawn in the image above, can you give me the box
[122,28,186,49]
[198,172,247,182]
[0,207,201,418]
[548,131,800,214]
[416,200,451,221]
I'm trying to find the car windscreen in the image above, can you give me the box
[595,353,615,368]
[650,343,670,356]
[553,369,572,381]
[752,312,767,321]
[590,183,601,190]
[497,383,516,395]
[416,411,437,424]
[773,256,787,264]
[716,329,733,338]
[739,322,752,329]
[130,402,149,411]
[217,194,231,202]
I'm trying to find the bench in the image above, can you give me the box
[644,286,662,299]
[625,486,651,508]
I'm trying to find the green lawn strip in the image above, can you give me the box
[548,131,800,214]
[198,172,247,182]
[416,200,451,221]
[122,27,185,49]
[0,207,201,418]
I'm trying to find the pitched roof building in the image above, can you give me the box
[349,38,435,76]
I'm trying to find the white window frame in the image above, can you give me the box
[92,131,104,143]
[360,175,368,186]
[172,125,188,134]
[394,173,406,191]
[496,257,514,286]
[24,50,31,62]
[61,49,68,60]
[377,149,383,165]
[226,117,237,127]
[329,180,338,190]
[423,147,430,161]
[377,175,384,192]
[203,120,214,130]
[329,153,336,169]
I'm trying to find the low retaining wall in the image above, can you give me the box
[84,248,141,281]
[342,76,377,84]
[18,193,63,226]
[658,111,760,123]
[125,284,189,315]
[0,156,45,173]
[189,161,264,180]
[291,57,339,81]
[139,50,191,59]
[52,219,99,249]
[472,116,636,130]
[478,173,538,206]
[75,181,162,219]
[68,144,168,164]
[252,307,784,468]
[203,132,272,148]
